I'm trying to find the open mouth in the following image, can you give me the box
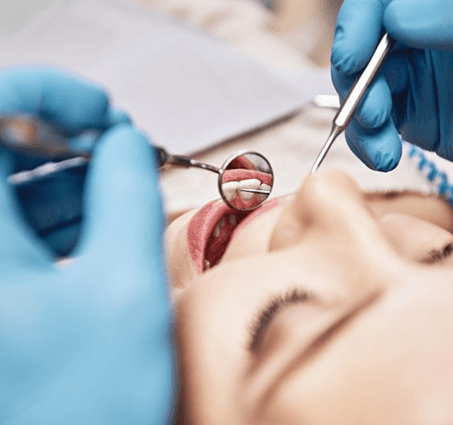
[187,199,249,273]
[187,170,279,273]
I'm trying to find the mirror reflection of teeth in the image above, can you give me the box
[222,180,272,202]
[221,181,239,202]
[257,183,271,202]
[238,179,261,200]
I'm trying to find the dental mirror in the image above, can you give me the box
[2,116,275,212]
[218,151,273,211]
[158,148,274,212]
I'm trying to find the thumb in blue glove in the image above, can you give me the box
[330,0,453,171]
[0,123,175,424]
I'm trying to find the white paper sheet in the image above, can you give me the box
[0,0,322,154]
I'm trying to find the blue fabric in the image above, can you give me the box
[407,142,453,204]
[0,67,175,424]
[331,0,453,171]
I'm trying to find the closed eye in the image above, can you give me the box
[421,243,453,264]
[247,289,315,353]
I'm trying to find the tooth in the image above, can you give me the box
[221,181,238,202]
[219,217,225,229]
[239,179,260,200]
[204,259,211,270]
[213,224,221,237]
[257,183,272,202]
[229,214,237,226]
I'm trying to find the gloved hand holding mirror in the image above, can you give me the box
[0,67,175,425]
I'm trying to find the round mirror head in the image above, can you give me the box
[218,151,274,211]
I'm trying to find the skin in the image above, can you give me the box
[166,168,453,424]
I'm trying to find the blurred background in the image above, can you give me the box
[2,0,440,216]
[0,0,342,66]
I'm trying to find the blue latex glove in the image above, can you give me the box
[0,68,175,424]
[330,0,453,171]
[0,67,130,256]
[13,162,88,257]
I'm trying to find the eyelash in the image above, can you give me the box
[422,242,453,264]
[247,289,315,353]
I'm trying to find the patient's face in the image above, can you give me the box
[166,168,453,424]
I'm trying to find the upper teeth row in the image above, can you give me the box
[222,179,271,202]
[212,215,236,238]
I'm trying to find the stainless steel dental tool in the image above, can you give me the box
[310,33,396,174]
[1,115,274,212]
[156,148,273,211]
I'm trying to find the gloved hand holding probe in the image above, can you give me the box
[0,67,175,424]
[331,0,453,171]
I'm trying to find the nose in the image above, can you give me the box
[269,168,381,252]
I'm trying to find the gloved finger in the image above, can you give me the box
[75,124,165,266]
[107,108,131,127]
[379,49,411,95]
[330,64,356,102]
[385,0,453,49]
[388,49,451,155]
[0,67,130,132]
[356,75,393,129]
[0,149,53,267]
[73,126,173,425]
[345,117,402,171]
[331,0,389,74]
[331,66,392,130]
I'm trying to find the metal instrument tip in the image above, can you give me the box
[238,188,272,194]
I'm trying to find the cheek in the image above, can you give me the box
[378,213,453,261]
[267,281,453,424]
[268,208,308,252]
[165,209,199,290]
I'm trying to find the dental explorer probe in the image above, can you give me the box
[310,33,396,174]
